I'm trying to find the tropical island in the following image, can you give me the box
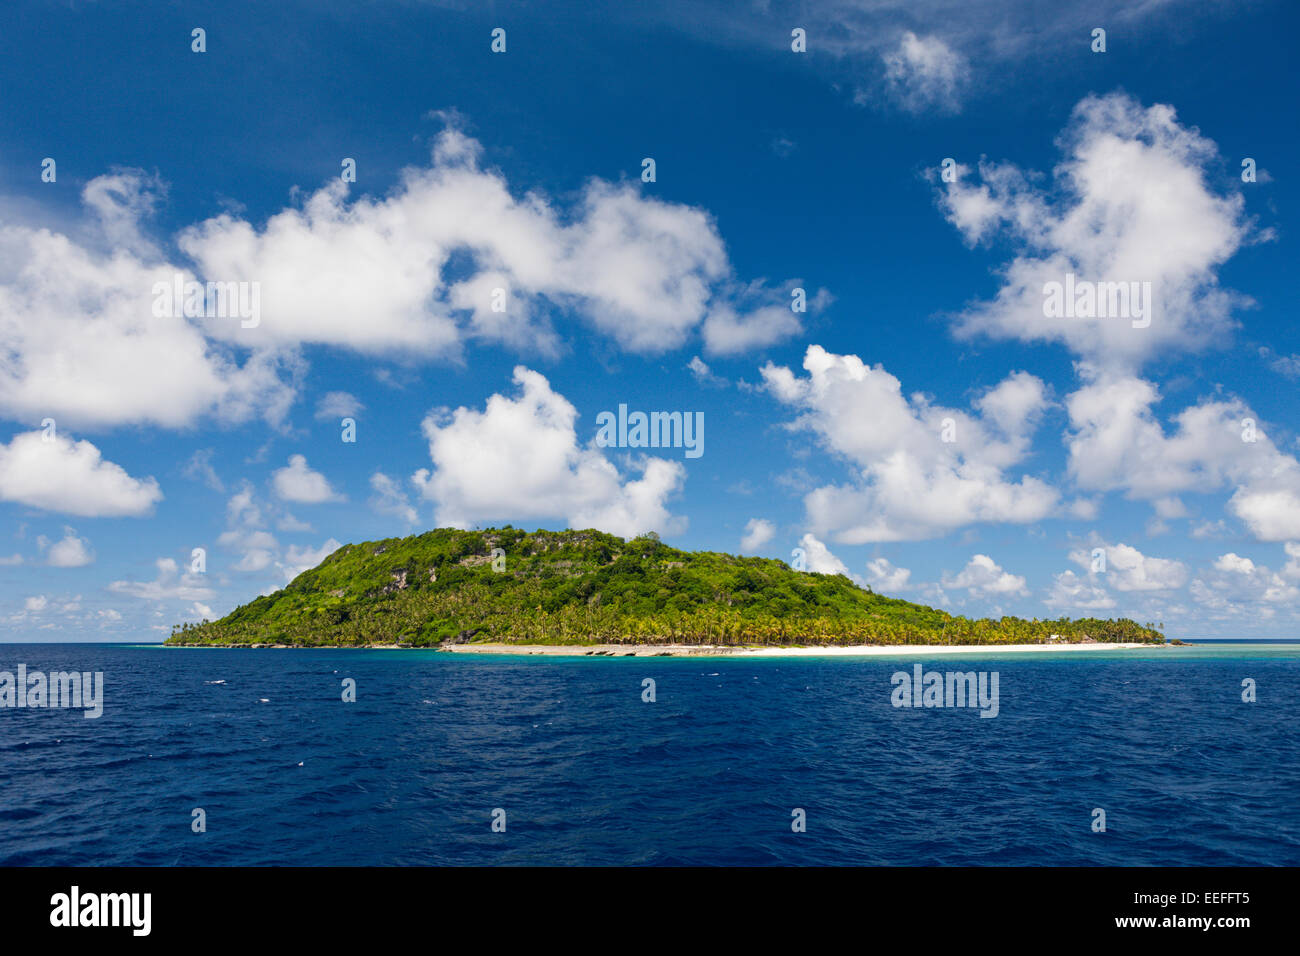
[165,527,1166,652]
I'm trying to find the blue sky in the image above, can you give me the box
[1,0,1296,640]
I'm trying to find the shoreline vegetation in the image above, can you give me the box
[166,527,1167,649]
[164,641,1163,657]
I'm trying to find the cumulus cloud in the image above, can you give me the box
[216,485,339,582]
[1,126,803,435]
[1229,489,1300,543]
[272,455,343,504]
[1191,550,1300,617]
[797,533,851,576]
[938,93,1257,372]
[865,556,911,592]
[0,173,297,430]
[880,32,968,113]
[221,529,278,572]
[1213,552,1256,575]
[700,280,810,355]
[218,482,336,582]
[763,345,1056,542]
[1044,570,1117,610]
[44,528,94,568]
[0,431,162,517]
[179,128,801,359]
[315,391,363,421]
[1064,373,1300,541]
[740,518,775,552]
[218,483,279,571]
[108,558,215,602]
[412,366,686,538]
[225,482,265,529]
[280,538,343,581]
[943,554,1027,597]
[80,168,166,258]
[1068,541,1188,592]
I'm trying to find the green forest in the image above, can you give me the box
[166,527,1167,647]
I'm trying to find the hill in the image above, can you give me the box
[165,527,1165,647]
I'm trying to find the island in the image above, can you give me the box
[165,527,1166,653]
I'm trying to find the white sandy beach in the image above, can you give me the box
[436,641,1159,657]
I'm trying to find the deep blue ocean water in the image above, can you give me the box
[1,643,1297,866]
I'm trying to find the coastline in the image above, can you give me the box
[163,641,1165,655]
[435,641,1160,657]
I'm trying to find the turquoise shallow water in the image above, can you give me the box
[0,642,1296,865]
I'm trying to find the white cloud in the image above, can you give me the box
[272,454,342,504]
[218,483,280,571]
[24,595,47,612]
[221,529,278,572]
[1191,551,1300,615]
[179,128,801,359]
[797,533,850,576]
[276,513,313,533]
[1069,541,1188,592]
[1260,346,1300,379]
[881,32,969,113]
[740,518,775,552]
[108,558,215,602]
[1067,497,1100,520]
[687,356,727,388]
[764,345,1057,542]
[44,528,94,568]
[1191,519,1229,539]
[943,554,1027,597]
[1229,489,1300,543]
[701,300,802,355]
[1153,497,1188,519]
[647,1,1211,109]
[315,391,363,421]
[369,472,419,526]
[182,448,225,493]
[1064,372,1300,542]
[80,169,165,258]
[1213,552,1256,575]
[865,556,911,592]
[1045,570,1116,610]
[939,93,1256,372]
[0,173,297,429]
[226,483,265,528]
[1,128,803,434]
[412,366,686,538]
[0,431,162,517]
[280,538,343,581]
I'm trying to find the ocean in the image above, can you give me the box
[1,642,1297,866]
